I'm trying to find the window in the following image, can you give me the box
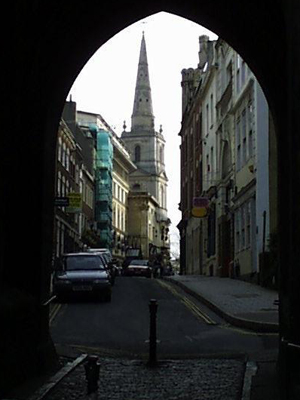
[242,110,247,163]
[62,142,66,167]
[248,101,254,158]
[62,176,66,197]
[236,69,240,93]
[58,138,62,162]
[241,207,245,249]
[246,203,251,247]
[122,211,125,231]
[66,148,70,171]
[210,147,214,176]
[206,104,209,134]
[135,145,141,162]
[118,209,121,229]
[57,172,61,196]
[75,165,79,184]
[160,186,164,208]
[70,155,75,177]
[113,206,116,225]
[207,204,216,257]
[160,146,164,163]
[235,209,241,252]
[236,118,241,170]
[226,63,232,86]
[210,94,214,126]
[241,61,246,87]
[248,130,253,158]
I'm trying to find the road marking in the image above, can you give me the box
[49,303,62,325]
[181,296,217,325]
[157,280,217,326]
[220,324,279,336]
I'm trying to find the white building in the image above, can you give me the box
[179,36,270,279]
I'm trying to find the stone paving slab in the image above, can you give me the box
[43,357,245,400]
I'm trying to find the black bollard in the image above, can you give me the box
[148,299,158,367]
[84,355,101,395]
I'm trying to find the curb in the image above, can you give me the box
[164,277,279,333]
[26,353,88,400]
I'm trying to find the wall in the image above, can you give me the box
[1,1,300,397]
[255,82,270,260]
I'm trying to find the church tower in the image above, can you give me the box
[121,33,168,219]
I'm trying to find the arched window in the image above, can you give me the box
[135,145,141,162]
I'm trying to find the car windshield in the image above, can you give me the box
[64,256,105,271]
[130,260,148,266]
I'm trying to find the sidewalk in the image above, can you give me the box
[164,274,279,333]
[163,275,280,400]
[9,355,246,400]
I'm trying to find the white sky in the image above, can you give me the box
[68,11,217,258]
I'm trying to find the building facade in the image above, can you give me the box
[179,36,270,281]
[111,139,137,260]
[54,119,83,257]
[77,110,136,260]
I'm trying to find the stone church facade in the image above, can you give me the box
[122,33,170,260]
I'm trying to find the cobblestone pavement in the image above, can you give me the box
[44,357,245,400]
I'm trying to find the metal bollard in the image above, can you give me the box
[148,299,158,367]
[84,355,101,395]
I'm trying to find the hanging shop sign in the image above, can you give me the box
[66,192,82,213]
[192,197,209,218]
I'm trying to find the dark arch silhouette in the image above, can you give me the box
[1,1,300,397]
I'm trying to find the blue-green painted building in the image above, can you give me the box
[92,125,113,249]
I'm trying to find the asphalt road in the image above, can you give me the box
[50,276,278,359]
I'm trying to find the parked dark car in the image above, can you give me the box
[124,259,152,278]
[86,248,117,285]
[53,252,112,301]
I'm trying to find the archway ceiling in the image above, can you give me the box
[13,0,285,129]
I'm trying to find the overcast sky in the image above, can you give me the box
[68,11,217,257]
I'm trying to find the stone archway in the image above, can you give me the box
[1,1,299,397]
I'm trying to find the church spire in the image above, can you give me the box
[131,32,155,133]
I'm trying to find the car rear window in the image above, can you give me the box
[64,256,105,271]
[130,260,148,266]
